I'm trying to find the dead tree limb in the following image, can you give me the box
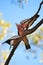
[4,19,43,65]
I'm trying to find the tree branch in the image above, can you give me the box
[24,19,43,35]
[4,41,21,65]
[4,19,43,65]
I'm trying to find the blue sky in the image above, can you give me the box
[0,0,43,34]
[0,0,43,65]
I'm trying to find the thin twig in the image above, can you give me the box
[4,41,20,65]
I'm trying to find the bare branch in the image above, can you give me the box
[4,19,43,65]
